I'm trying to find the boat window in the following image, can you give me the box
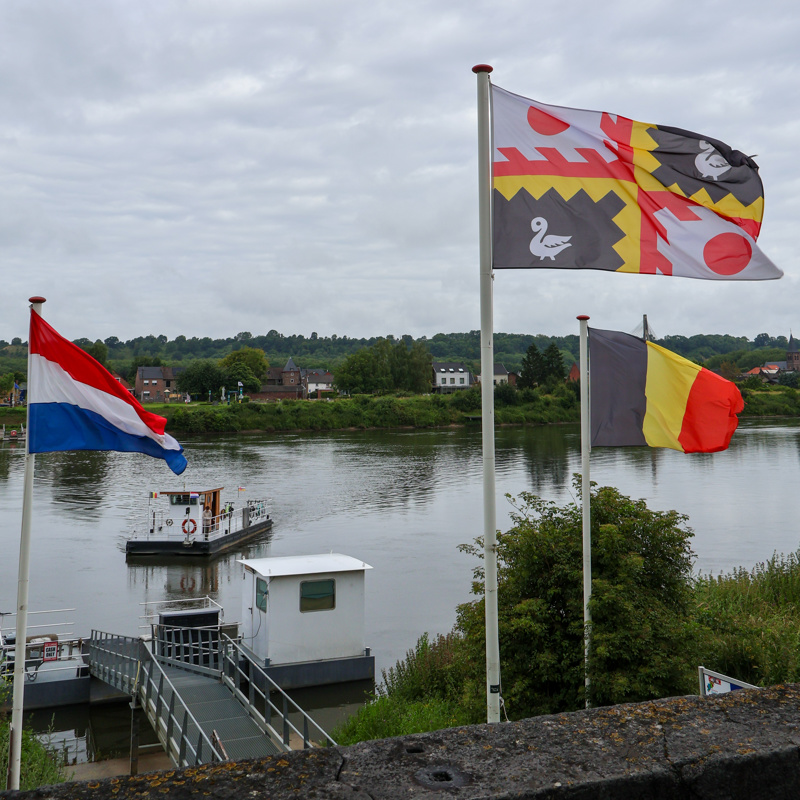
[256,578,268,612]
[300,579,335,612]
[170,495,199,506]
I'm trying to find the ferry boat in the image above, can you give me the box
[126,487,273,557]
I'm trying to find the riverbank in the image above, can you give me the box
[134,385,581,435]
[0,383,793,438]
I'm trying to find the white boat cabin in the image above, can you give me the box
[239,554,372,667]
[151,488,225,537]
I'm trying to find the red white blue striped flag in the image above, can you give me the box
[28,311,187,474]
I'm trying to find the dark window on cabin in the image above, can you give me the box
[170,495,199,506]
[256,578,268,612]
[300,579,335,612]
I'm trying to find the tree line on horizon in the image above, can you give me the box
[0,329,794,388]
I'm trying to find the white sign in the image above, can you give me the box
[698,666,760,697]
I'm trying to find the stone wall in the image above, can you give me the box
[5,684,800,799]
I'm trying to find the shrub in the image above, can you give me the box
[494,382,518,407]
[457,483,697,717]
[0,718,70,790]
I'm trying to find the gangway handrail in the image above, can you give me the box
[88,630,143,696]
[150,624,336,750]
[88,629,224,767]
[219,632,336,750]
[139,647,225,767]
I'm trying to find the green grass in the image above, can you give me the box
[0,714,70,790]
[331,695,474,745]
[694,551,800,687]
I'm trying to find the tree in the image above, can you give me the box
[335,348,384,394]
[0,372,15,397]
[334,339,431,395]
[83,340,108,367]
[518,344,546,389]
[223,362,260,394]
[457,484,696,717]
[719,360,739,380]
[754,333,771,348]
[219,347,269,382]
[542,342,565,384]
[176,360,226,398]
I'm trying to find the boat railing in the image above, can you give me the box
[0,608,88,681]
[132,499,270,543]
[138,596,224,630]
[151,624,336,750]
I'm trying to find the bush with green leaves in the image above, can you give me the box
[457,483,697,716]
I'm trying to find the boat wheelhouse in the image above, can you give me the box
[126,487,273,557]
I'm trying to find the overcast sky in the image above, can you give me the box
[1,0,798,346]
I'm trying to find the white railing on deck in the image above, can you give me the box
[130,499,270,543]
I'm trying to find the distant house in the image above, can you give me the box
[302,368,335,397]
[567,363,580,382]
[787,334,800,371]
[432,362,472,393]
[476,363,515,387]
[252,357,306,401]
[135,366,185,402]
[111,372,134,395]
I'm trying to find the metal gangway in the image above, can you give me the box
[88,624,336,768]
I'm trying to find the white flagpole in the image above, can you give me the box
[473,63,501,723]
[577,314,591,708]
[7,296,45,791]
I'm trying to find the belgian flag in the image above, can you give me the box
[589,328,744,453]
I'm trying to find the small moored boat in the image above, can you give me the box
[0,608,91,711]
[126,487,273,557]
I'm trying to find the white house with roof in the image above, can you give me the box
[302,368,335,396]
[238,553,374,688]
[432,362,472,393]
[476,363,514,386]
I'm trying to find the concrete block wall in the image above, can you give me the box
[5,684,800,799]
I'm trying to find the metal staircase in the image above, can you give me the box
[88,625,335,768]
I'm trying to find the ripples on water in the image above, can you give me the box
[0,420,798,676]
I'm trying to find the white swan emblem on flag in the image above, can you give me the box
[695,141,732,181]
[529,217,572,260]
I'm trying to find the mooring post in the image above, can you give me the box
[129,699,140,776]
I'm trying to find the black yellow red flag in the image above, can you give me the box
[589,328,744,453]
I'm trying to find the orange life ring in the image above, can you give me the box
[180,576,196,592]
[182,519,197,535]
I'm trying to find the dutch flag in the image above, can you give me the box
[27,310,187,475]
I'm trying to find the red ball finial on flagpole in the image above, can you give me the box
[29,296,46,304]
[472,64,493,74]
[577,315,590,321]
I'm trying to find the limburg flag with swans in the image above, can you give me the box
[589,328,744,453]
[28,311,187,474]
[491,84,782,280]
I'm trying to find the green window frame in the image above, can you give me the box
[300,579,335,612]
[256,578,268,612]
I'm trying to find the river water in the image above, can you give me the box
[2,419,799,759]
[2,419,798,680]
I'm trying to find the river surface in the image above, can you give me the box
[2,418,798,682]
